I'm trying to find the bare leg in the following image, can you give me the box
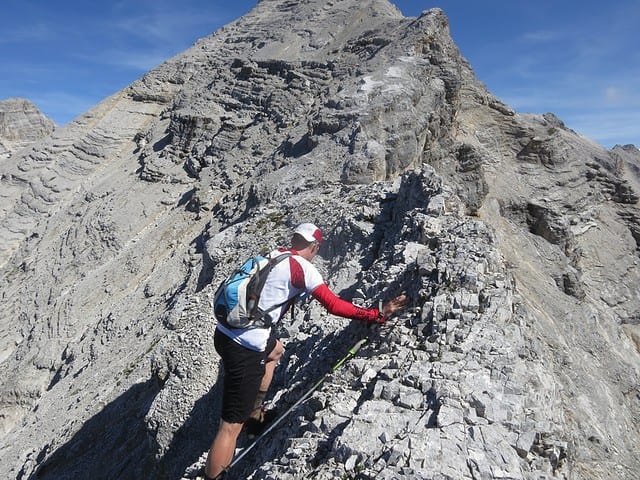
[261,339,284,393]
[206,341,284,478]
[205,420,243,479]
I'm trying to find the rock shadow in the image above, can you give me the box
[31,369,224,480]
[29,377,163,480]
[155,368,224,479]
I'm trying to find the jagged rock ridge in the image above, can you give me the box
[0,1,639,479]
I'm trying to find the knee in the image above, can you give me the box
[267,340,284,362]
[218,420,244,438]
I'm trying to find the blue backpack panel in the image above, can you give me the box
[214,252,293,329]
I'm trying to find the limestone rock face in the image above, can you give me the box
[0,1,638,479]
[0,98,56,159]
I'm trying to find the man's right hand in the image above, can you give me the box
[382,294,409,319]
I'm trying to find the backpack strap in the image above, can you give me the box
[249,252,300,327]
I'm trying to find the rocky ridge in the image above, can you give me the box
[0,1,639,479]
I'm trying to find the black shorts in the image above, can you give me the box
[214,329,277,424]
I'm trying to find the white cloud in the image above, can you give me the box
[495,85,640,147]
[63,5,228,74]
[0,22,54,45]
[604,87,624,105]
[29,91,98,125]
[108,3,226,46]
[520,30,564,43]
[564,110,640,148]
[100,50,172,72]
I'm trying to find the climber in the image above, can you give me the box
[204,222,408,479]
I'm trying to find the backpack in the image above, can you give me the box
[213,252,294,329]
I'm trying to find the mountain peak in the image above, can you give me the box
[0,98,56,158]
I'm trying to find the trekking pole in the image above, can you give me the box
[218,337,368,478]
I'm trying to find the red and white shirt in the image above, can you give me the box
[216,249,381,352]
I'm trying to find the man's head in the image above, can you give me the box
[291,223,322,260]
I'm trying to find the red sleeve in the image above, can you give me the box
[311,283,381,322]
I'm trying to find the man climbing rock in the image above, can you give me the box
[205,223,408,479]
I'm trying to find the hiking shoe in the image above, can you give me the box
[244,408,278,437]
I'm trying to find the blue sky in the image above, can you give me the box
[1,1,638,148]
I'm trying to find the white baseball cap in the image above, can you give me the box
[294,223,323,244]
